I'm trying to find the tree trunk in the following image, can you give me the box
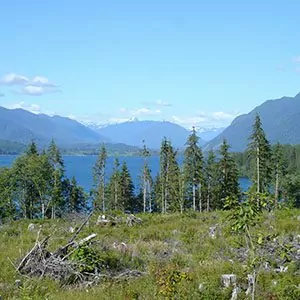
[148,180,152,213]
[207,182,210,212]
[41,203,45,219]
[192,181,196,211]
[198,184,202,212]
[143,173,147,213]
[102,174,106,212]
[51,205,55,219]
[257,146,260,193]
[274,164,279,208]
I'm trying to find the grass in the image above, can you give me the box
[0,209,299,299]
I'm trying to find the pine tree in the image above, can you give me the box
[272,143,286,208]
[107,158,121,210]
[218,139,240,208]
[248,114,272,193]
[119,161,135,212]
[47,140,65,218]
[204,150,219,211]
[140,141,152,212]
[183,127,204,211]
[160,138,170,213]
[93,145,107,211]
[159,138,180,213]
[69,176,86,213]
[26,140,39,156]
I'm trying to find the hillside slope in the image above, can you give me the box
[0,106,106,146]
[207,93,300,151]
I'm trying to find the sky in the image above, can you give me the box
[0,0,300,129]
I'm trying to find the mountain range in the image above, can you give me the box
[207,92,300,151]
[90,120,198,149]
[0,107,198,150]
[0,106,106,146]
[2,91,300,153]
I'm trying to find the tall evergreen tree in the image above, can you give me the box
[272,143,286,208]
[107,158,121,210]
[218,139,240,208]
[69,176,86,213]
[204,150,219,211]
[47,140,65,218]
[93,145,107,211]
[183,127,204,211]
[119,161,135,212]
[247,114,272,193]
[26,140,39,156]
[140,141,152,212]
[159,138,180,213]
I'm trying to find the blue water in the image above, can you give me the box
[0,155,251,192]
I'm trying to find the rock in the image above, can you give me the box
[15,279,22,288]
[27,223,35,231]
[221,274,236,288]
[231,286,239,300]
[68,226,75,233]
[274,265,288,273]
[96,215,110,226]
[245,273,255,296]
[209,226,217,239]
[113,242,128,253]
[126,214,142,227]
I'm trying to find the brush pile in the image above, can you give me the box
[16,214,145,286]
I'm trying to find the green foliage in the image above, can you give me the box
[183,127,204,211]
[92,144,107,211]
[151,263,192,298]
[217,139,240,208]
[71,245,103,274]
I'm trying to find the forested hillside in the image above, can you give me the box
[208,92,300,151]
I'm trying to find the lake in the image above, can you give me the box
[0,155,251,192]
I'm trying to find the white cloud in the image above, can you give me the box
[20,85,60,96]
[0,73,59,96]
[142,99,172,107]
[120,107,162,117]
[171,111,240,129]
[4,101,56,116]
[0,73,29,85]
[5,102,41,114]
[31,76,57,87]
[22,85,45,96]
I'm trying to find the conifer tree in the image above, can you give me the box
[218,139,240,208]
[248,114,272,193]
[204,150,218,211]
[272,143,286,208]
[69,176,86,213]
[26,140,39,156]
[119,161,135,212]
[183,127,204,211]
[47,140,65,218]
[93,145,107,211]
[140,141,152,212]
[159,138,179,213]
[107,158,121,210]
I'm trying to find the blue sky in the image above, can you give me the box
[0,0,300,129]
